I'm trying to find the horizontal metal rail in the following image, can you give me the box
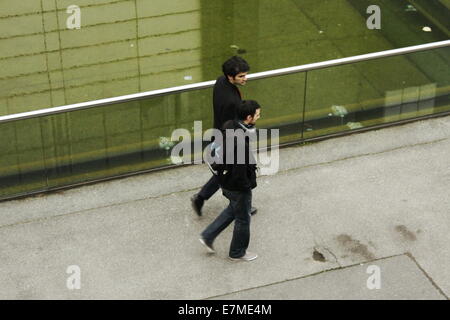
[0,39,449,124]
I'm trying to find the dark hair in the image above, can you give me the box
[222,56,250,78]
[237,100,261,120]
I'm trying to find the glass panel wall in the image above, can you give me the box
[303,47,450,139]
[2,0,448,117]
[0,118,47,198]
[245,72,306,144]
[0,46,449,201]
[0,88,212,199]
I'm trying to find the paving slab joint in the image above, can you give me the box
[405,252,449,300]
[204,253,409,300]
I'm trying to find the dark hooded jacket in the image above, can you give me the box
[218,119,257,192]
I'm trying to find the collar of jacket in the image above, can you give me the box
[221,75,241,97]
[222,75,237,89]
[237,120,256,134]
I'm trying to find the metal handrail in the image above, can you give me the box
[0,39,449,124]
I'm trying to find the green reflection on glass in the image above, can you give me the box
[245,72,305,144]
[0,118,47,198]
[0,46,449,200]
[34,87,213,190]
[1,0,448,115]
[303,47,450,139]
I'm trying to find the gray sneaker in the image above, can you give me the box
[199,238,215,254]
[229,252,258,261]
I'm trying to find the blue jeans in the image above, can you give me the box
[198,175,220,200]
[201,189,252,258]
[198,142,221,200]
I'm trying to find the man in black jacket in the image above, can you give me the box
[199,100,261,261]
[191,56,257,217]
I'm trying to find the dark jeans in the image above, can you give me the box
[201,189,252,258]
[198,175,220,200]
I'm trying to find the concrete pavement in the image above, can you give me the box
[0,115,449,299]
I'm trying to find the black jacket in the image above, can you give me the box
[213,75,242,130]
[218,120,257,192]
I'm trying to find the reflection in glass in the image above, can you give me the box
[1,0,448,115]
[303,47,450,139]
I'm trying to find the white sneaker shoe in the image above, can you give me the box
[229,251,258,261]
[199,238,215,254]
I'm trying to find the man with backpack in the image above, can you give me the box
[199,100,261,261]
[191,56,257,217]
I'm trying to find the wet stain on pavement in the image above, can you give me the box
[395,225,417,241]
[336,234,375,260]
[312,250,326,262]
